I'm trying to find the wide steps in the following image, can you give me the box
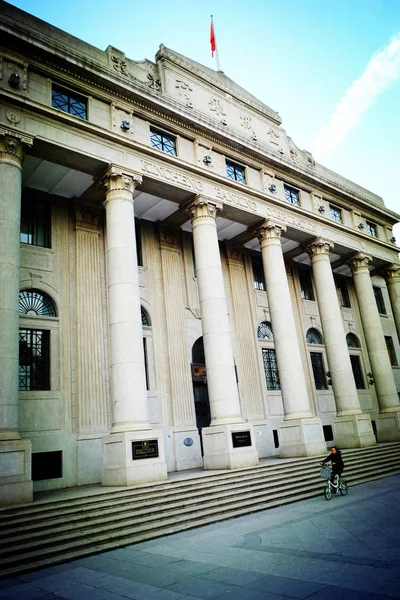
[1,442,399,578]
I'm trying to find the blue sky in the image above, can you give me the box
[7,0,400,239]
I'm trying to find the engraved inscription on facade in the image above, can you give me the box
[111,56,130,77]
[268,128,280,146]
[209,96,226,116]
[240,114,252,130]
[265,205,318,235]
[141,160,204,192]
[214,187,258,213]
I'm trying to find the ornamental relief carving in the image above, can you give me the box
[0,129,33,161]
[240,114,252,130]
[175,79,193,107]
[226,246,244,263]
[74,205,100,232]
[159,227,181,249]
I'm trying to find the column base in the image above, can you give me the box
[332,414,376,448]
[375,410,400,442]
[202,423,259,470]
[173,428,203,471]
[0,439,33,506]
[102,430,168,487]
[279,418,327,457]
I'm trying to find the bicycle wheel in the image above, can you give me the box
[339,479,348,496]
[324,484,332,500]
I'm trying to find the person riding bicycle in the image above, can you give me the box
[320,446,344,492]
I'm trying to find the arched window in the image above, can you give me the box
[141,308,150,326]
[346,333,360,348]
[192,337,206,364]
[19,289,56,316]
[306,328,323,344]
[257,321,274,340]
[19,289,57,391]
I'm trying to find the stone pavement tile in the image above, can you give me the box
[248,575,326,599]
[96,561,186,587]
[60,567,110,584]
[66,555,120,571]
[52,582,122,600]
[213,588,290,600]
[0,580,21,591]
[23,576,70,593]
[166,576,238,599]
[305,586,394,600]
[18,565,76,583]
[102,548,181,567]
[0,583,47,599]
[198,567,264,587]
[376,582,400,598]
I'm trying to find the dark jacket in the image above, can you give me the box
[322,450,344,470]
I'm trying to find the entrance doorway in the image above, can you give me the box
[191,337,211,455]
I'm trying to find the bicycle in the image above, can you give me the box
[319,464,348,500]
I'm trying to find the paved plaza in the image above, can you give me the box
[1,475,399,600]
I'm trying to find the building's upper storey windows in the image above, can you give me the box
[284,185,300,206]
[366,220,377,237]
[226,160,246,184]
[150,127,177,155]
[52,84,87,120]
[329,204,343,223]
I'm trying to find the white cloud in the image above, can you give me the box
[312,35,400,160]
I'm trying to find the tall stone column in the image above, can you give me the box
[306,238,375,448]
[101,165,167,485]
[186,196,258,469]
[383,264,400,344]
[0,128,33,505]
[256,220,326,457]
[349,253,400,441]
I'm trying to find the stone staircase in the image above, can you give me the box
[1,442,399,578]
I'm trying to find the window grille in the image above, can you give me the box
[252,259,265,291]
[19,290,56,317]
[52,84,87,119]
[306,328,323,344]
[20,199,51,248]
[258,321,274,340]
[262,348,280,390]
[284,185,300,206]
[329,205,343,223]
[310,352,328,390]
[350,355,365,389]
[150,127,176,155]
[226,160,246,184]
[141,308,150,326]
[346,333,360,348]
[373,287,386,315]
[366,221,377,237]
[299,269,314,300]
[19,329,50,391]
[385,336,398,366]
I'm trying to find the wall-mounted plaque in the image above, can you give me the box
[132,439,159,460]
[232,431,252,448]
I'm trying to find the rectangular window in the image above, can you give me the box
[262,348,280,390]
[350,355,365,389]
[284,185,300,206]
[329,205,343,223]
[310,352,328,390]
[373,286,386,315]
[32,451,62,481]
[52,84,87,119]
[150,127,176,155]
[385,336,398,366]
[19,329,50,391]
[366,221,377,237]
[323,425,333,442]
[226,160,246,184]
[135,219,143,267]
[299,269,314,301]
[20,199,51,248]
[252,258,265,291]
[335,276,351,308]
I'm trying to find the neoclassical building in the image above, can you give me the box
[1,1,400,505]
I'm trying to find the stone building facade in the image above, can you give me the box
[1,1,399,505]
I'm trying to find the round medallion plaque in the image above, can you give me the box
[183,437,193,447]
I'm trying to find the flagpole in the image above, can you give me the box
[211,15,221,72]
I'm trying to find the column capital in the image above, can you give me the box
[382,263,400,284]
[0,126,33,167]
[255,219,287,245]
[100,165,142,196]
[305,237,334,259]
[348,252,373,274]
[185,195,223,222]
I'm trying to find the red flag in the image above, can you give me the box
[210,17,216,57]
